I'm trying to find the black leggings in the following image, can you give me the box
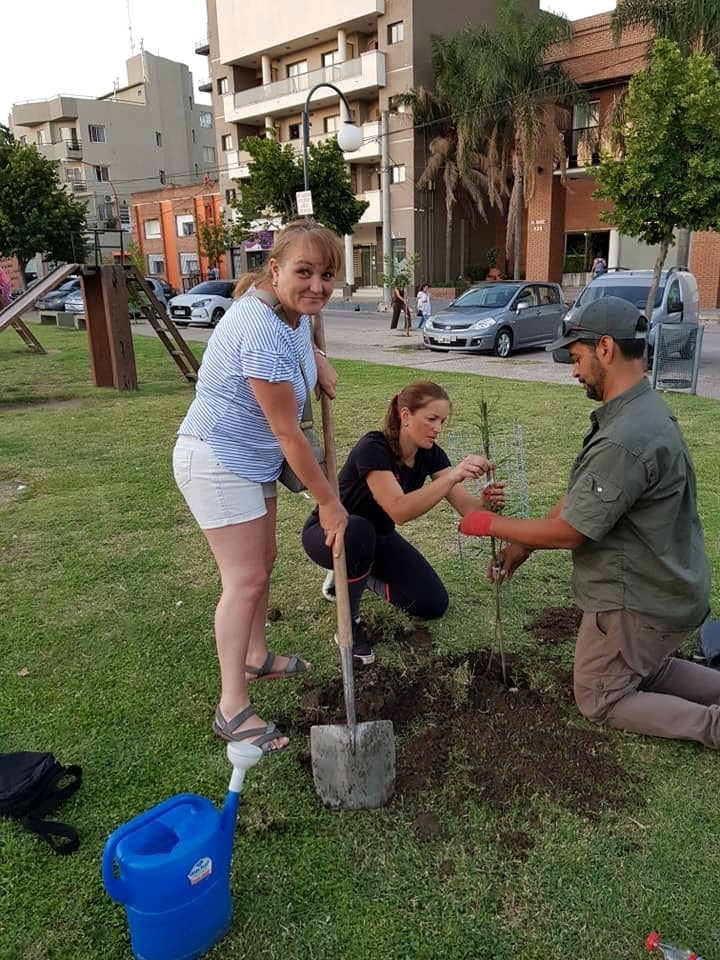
[302,513,449,620]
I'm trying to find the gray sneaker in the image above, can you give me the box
[321,570,336,602]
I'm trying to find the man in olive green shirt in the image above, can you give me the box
[460,297,719,747]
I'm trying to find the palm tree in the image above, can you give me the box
[611,0,720,265]
[397,45,492,283]
[452,0,579,280]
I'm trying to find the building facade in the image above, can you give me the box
[195,0,536,285]
[130,181,225,292]
[11,51,217,242]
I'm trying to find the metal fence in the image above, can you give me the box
[651,322,704,394]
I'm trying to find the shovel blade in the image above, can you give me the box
[310,721,395,810]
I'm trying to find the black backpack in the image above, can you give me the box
[0,752,82,855]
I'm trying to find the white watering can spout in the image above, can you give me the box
[226,742,263,794]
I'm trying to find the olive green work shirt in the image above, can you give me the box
[560,378,710,632]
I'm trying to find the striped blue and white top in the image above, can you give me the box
[177,295,317,483]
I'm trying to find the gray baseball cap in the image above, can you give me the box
[546,296,647,351]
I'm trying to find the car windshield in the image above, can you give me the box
[576,282,665,310]
[57,280,78,292]
[186,281,233,296]
[451,284,516,309]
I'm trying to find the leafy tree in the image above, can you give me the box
[230,135,367,237]
[611,0,720,265]
[594,39,720,318]
[376,252,420,290]
[0,141,87,286]
[450,0,579,280]
[0,124,13,145]
[198,217,231,269]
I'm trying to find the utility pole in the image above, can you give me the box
[380,109,392,306]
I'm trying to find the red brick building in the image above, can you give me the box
[529,12,720,307]
[130,181,225,292]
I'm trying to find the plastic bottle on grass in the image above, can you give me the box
[645,931,703,960]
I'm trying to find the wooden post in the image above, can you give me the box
[83,266,138,390]
[83,270,115,388]
[101,265,137,390]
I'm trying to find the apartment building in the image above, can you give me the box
[195,0,528,286]
[130,181,224,292]
[11,51,217,241]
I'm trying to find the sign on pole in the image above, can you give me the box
[296,190,314,216]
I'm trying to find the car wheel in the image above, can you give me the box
[210,308,225,327]
[494,329,513,358]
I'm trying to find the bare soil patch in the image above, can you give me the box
[286,608,637,822]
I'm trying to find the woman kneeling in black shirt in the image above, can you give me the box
[302,381,503,665]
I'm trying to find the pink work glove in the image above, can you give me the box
[459,510,495,537]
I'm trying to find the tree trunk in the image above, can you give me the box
[645,235,671,322]
[445,204,454,284]
[676,227,690,270]
[513,167,523,281]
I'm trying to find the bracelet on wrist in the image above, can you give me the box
[314,348,326,357]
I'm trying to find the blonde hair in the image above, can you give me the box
[233,219,344,297]
[383,381,451,465]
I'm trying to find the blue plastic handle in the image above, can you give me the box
[101,793,201,904]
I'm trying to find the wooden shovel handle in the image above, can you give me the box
[313,313,353,654]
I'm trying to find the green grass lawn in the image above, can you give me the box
[1,326,719,960]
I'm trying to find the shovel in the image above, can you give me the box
[309,311,395,810]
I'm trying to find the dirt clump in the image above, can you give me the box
[525,605,582,644]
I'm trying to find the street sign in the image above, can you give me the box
[296,190,314,216]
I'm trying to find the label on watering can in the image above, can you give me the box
[187,856,213,885]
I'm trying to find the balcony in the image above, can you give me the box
[358,189,381,224]
[226,150,252,180]
[43,138,83,162]
[66,180,90,194]
[12,96,79,127]
[195,37,210,55]
[225,51,386,124]
[198,76,213,93]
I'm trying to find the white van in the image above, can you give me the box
[555,267,699,361]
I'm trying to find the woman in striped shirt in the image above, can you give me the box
[173,220,348,753]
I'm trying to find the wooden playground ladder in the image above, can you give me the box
[124,267,199,383]
[0,262,81,353]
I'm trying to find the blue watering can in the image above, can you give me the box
[102,742,262,960]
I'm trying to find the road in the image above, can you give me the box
[137,308,720,399]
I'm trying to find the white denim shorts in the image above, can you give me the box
[173,435,277,530]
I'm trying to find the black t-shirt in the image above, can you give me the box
[336,430,451,535]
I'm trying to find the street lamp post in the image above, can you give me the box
[300,82,364,197]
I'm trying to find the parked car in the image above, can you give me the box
[35,277,80,312]
[552,267,699,363]
[422,281,568,357]
[64,277,168,317]
[168,280,235,327]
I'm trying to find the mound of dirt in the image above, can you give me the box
[286,610,638,819]
[525,605,583,644]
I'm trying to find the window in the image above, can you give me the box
[387,21,404,44]
[289,123,300,140]
[225,188,236,204]
[144,219,161,240]
[203,145,216,162]
[59,126,78,147]
[189,96,193,110]
[537,284,560,305]
[392,238,407,263]
[98,203,115,223]
[94,165,110,182]
[391,165,406,183]
[155,131,163,147]
[159,170,166,185]
[65,167,82,183]
[217,77,228,95]
[88,124,106,143]
[199,113,212,128]
[324,115,340,134]
[36,129,47,145]
[287,60,308,78]
[191,129,196,143]
[176,214,195,237]
[221,134,233,151]
[179,252,199,275]
[147,254,165,276]
[322,50,340,67]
